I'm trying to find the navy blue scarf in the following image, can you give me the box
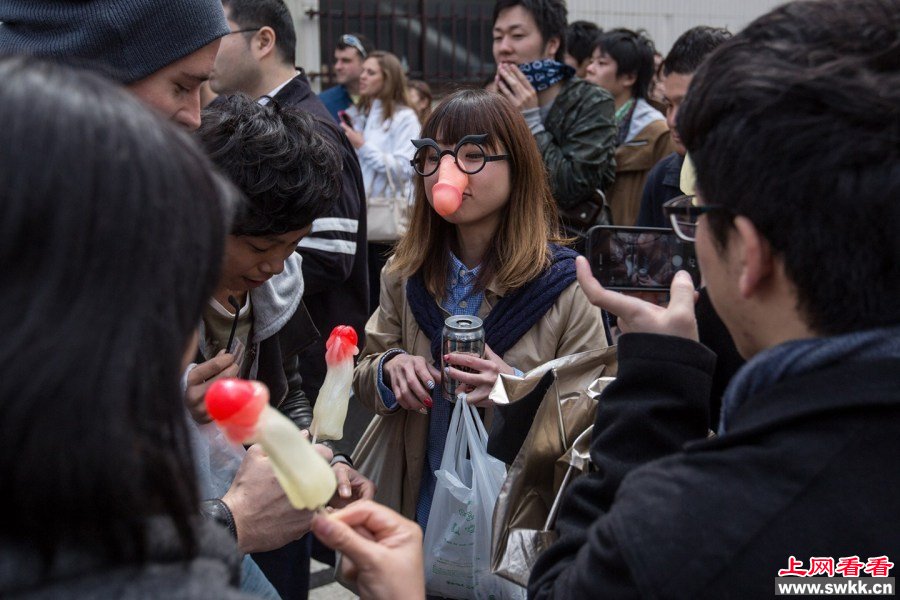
[406,244,579,368]
[518,59,575,92]
[719,325,900,434]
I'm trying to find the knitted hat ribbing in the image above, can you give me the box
[0,0,230,83]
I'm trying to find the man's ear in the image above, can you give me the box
[543,36,561,60]
[733,215,774,299]
[253,26,278,60]
[619,70,638,91]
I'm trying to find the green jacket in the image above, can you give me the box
[537,77,617,208]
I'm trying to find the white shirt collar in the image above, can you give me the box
[258,73,299,105]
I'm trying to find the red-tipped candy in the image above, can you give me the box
[325,325,359,364]
[328,325,358,348]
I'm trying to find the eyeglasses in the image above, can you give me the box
[340,34,367,58]
[226,27,261,35]
[410,134,510,177]
[662,194,730,242]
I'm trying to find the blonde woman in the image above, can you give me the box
[353,90,608,526]
[341,50,421,310]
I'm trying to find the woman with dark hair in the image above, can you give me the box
[340,50,421,310]
[352,89,607,526]
[0,56,248,597]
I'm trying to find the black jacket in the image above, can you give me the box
[529,333,900,599]
[272,74,369,407]
[636,151,683,228]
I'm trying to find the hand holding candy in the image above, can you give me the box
[206,379,337,510]
[311,326,359,441]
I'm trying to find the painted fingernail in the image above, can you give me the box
[444,366,450,375]
[418,407,429,415]
[424,397,433,408]
[443,354,450,361]
[426,380,435,390]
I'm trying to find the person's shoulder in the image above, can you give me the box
[649,152,680,177]
[391,105,421,129]
[380,256,405,286]
[563,76,614,105]
[396,104,419,120]
[279,80,335,124]
[319,84,347,101]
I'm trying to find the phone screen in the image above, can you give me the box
[585,225,701,291]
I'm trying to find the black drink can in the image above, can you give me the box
[441,315,485,401]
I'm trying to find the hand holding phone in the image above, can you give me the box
[585,225,701,291]
[338,110,353,128]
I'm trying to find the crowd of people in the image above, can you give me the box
[0,0,897,599]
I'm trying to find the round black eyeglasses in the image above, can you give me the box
[410,134,510,177]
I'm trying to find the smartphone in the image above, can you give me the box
[585,225,701,291]
[338,109,353,128]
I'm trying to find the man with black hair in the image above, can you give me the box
[211,0,370,458]
[585,28,673,225]
[530,0,900,596]
[319,32,374,123]
[196,95,375,599]
[492,0,617,223]
[208,1,371,595]
[563,20,602,78]
[636,25,731,227]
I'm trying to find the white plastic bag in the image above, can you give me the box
[423,400,526,600]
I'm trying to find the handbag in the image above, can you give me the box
[366,166,410,243]
[558,188,613,239]
[422,400,525,599]
[489,348,617,588]
[492,425,595,587]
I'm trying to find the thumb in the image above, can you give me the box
[668,270,698,311]
[312,513,378,559]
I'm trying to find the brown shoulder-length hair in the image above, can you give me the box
[390,89,565,299]
[358,50,411,123]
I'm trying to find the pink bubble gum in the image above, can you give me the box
[324,325,359,365]
[432,158,468,217]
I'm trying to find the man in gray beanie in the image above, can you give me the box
[0,0,229,129]
[0,0,323,573]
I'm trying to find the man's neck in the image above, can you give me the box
[213,288,247,313]
[254,63,298,99]
[344,79,360,96]
[614,92,634,111]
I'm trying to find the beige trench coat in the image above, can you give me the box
[352,260,610,518]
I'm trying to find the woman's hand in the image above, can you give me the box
[495,63,539,111]
[312,500,425,600]
[340,122,365,149]
[329,463,377,509]
[382,353,441,412]
[443,343,514,408]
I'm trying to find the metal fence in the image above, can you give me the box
[307,0,496,93]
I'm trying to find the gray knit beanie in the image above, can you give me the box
[0,1,230,83]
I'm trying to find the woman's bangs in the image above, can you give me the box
[425,94,506,152]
